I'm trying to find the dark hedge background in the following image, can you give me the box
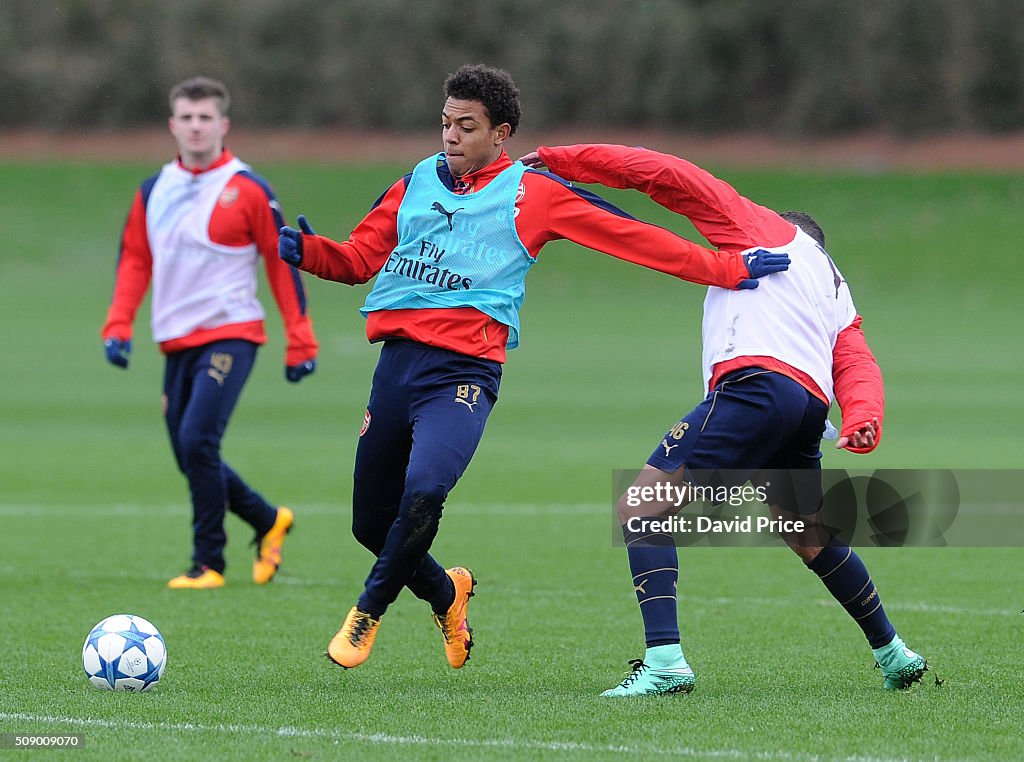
[3,0,1022,136]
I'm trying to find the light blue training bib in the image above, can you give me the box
[361,154,534,348]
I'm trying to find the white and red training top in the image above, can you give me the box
[102,149,317,366]
[538,144,884,452]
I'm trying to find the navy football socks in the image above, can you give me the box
[805,538,896,648]
[623,518,680,647]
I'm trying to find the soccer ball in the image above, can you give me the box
[82,614,167,691]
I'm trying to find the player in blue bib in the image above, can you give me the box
[279,65,786,672]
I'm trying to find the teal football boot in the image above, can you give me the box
[601,658,695,697]
[874,636,927,690]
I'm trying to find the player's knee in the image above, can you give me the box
[401,472,449,510]
[789,543,824,563]
[615,491,676,524]
[615,496,635,525]
[401,492,445,540]
[404,492,444,520]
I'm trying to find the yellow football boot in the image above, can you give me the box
[327,607,380,668]
[167,565,225,589]
[253,506,294,584]
[432,566,476,668]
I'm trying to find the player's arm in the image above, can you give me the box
[244,177,320,371]
[530,144,795,251]
[518,169,758,289]
[832,315,884,453]
[283,178,407,285]
[101,188,153,366]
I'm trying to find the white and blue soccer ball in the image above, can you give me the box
[82,614,166,691]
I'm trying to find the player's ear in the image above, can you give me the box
[493,122,512,146]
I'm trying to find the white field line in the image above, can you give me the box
[0,503,607,517]
[0,712,923,761]
[4,501,1022,517]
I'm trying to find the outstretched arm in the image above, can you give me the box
[279,178,407,284]
[519,167,784,289]
[528,144,796,252]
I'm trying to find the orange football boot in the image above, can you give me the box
[327,607,380,668]
[167,564,225,589]
[432,566,476,668]
[253,506,294,584]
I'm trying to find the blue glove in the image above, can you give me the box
[278,214,316,266]
[737,249,791,290]
[104,338,131,369]
[285,359,317,383]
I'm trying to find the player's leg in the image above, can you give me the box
[329,344,495,668]
[769,390,927,689]
[602,463,695,697]
[329,344,418,668]
[604,379,754,698]
[335,394,466,669]
[349,347,451,601]
[223,461,294,584]
[603,390,739,698]
[161,350,220,586]
[168,340,258,586]
[183,347,295,584]
[162,351,189,480]
[350,375,411,559]
[325,351,408,669]
[604,369,798,696]
[360,359,496,604]
[802,535,927,689]
[325,407,404,669]
[233,461,295,585]
[223,464,276,535]
[359,347,498,664]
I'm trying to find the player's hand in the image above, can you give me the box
[517,151,546,169]
[737,249,790,289]
[836,417,879,451]
[285,359,317,383]
[103,338,131,369]
[279,214,316,266]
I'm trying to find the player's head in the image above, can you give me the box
[441,64,521,178]
[169,76,230,117]
[168,76,231,169]
[780,210,825,248]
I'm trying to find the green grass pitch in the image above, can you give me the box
[0,158,1022,760]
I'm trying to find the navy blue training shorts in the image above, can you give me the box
[646,368,829,513]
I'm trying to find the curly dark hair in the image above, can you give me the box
[443,64,521,135]
[779,210,825,248]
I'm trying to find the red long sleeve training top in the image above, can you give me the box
[297,151,754,364]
